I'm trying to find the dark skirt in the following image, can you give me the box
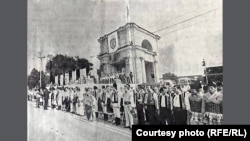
[107,98,113,113]
[120,98,124,112]
[98,98,103,112]
[85,104,92,120]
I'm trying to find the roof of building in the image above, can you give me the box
[98,23,160,42]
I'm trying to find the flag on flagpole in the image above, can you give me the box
[125,0,132,44]
[125,0,130,23]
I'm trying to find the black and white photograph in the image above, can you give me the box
[27,0,223,140]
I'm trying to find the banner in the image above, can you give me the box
[60,74,63,86]
[80,68,86,79]
[72,70,76,81]
[65,73,69,84]
[55,76,58,85]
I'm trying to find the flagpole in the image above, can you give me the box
[125,0,131,44]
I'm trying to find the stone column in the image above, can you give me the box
[125,57,133,77]
[140,57,146,83]
[134,57,142,84]
[154,60,159,83]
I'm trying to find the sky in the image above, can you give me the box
[28,0,223,77]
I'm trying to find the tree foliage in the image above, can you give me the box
[27,68,49,89]
[162,72,178,82]
[45,54,93,83]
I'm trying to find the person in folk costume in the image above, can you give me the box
[143,86,150,124]
[186,83,204,125]
[82,87,89,116]
[62,88,66,111]
[115,74,122,85]
[43,88,50,110]
[30,89,33,101]
[158,85,174,125]
[143,86,159,125]
[202,81,223,125]
[97,87,104,114]
[28,89,31,101]
[101,86,108,121]
[78,88,85,116]
[50,87,55,109]
[27,89,30,101]
[111,86,121,125]
[83,88,93,121]
[180,83,192,125]
[61,95,65,111]
[70,88,74,113]
[55,87,61,110]
[152,86,161,125]
[93,86,99,118]
[73,88,78,114]
[106,86,113,115]
[36,89,41,108]
[65,88,70,112]
[119,86,125,116]
[90,88,97,122]
[216,82,223,94]
[54,87,58,109]
[123,84,136,129]
[62,88,67,111]
[40,88,44,106]
[56,87,62,110]
[72,89,77,114]
[136,85,146,125]
[172,85,187,125]
[75,87,81,115]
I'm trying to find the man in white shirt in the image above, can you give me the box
[111,87,121,125]
[136,86,146,125]
[159,85,173,125]
[172,85,187,125]
[144,86,159,125]
[123,84,136,129]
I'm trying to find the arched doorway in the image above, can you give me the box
[142,39,153,52]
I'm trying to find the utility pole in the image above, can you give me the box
[38,51,45,89]
[47,54,53,84]
[202,58,208,84]
[89,56,95,77]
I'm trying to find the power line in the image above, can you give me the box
[153,8,219,33]
[156,1,215,30]
[159,14,221,40]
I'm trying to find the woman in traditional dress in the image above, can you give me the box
[91,88,97,121]
[70,88,74,113]
[97,87,104,114]
[75,87,80,115]
[73,90,77,114]
[84,88,93,121]
[106,86,113,115]
[202,81,223,125]
[186,83,204,125]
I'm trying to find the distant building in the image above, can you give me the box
[205,66,223,83]
[177,75,203,85]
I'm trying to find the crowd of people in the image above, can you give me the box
[27,80,223,128]
[99,72,134,84]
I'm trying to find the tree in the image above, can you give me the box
[27,68,39,89]
[162,72,178,82]
[28,68,50,89]
[45,54,93,84]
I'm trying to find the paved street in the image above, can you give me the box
[28,101,131,141]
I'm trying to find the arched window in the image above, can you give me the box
[141,39,153,52]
